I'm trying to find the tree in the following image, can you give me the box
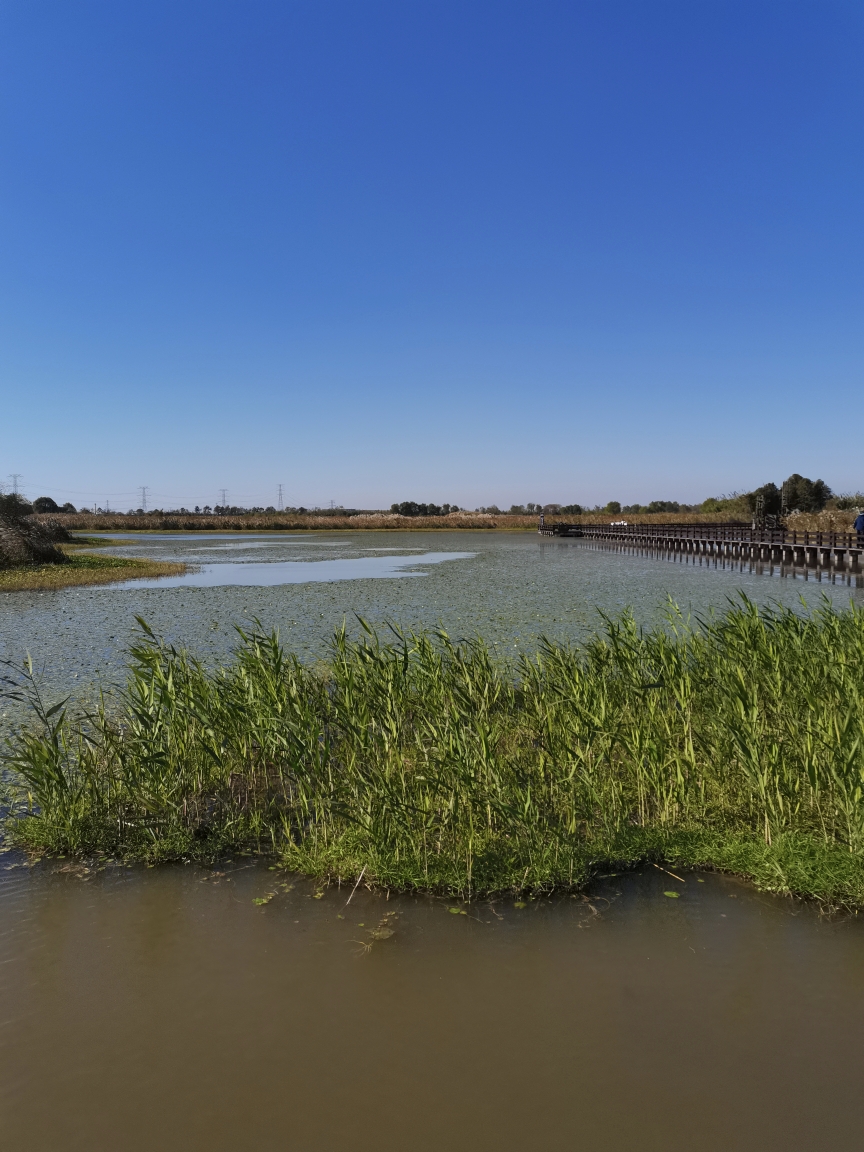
[33,496,60,513]
[646,500,680,513]
[782,473,831,513]
[605,501,621,514]
[746,483,781,517]
[0,493,33,519]
[746,475,832,516]
[391,501,448,517]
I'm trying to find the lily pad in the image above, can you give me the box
[513,901,527,909]
[663,891,680,898]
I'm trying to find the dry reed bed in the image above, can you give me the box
[34,510,802,533]
[545,511,861,531]
[780,510,861,532]
[4,597,864,907]
[48,512,520,532]
[45,509,861,533]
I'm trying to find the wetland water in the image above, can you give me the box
[1,529,862,713]
[1,859,862,1152]
[3,530,864,1148]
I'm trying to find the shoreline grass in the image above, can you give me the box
[0,552,186,592]
[3,596,864,908]
[65,535,120,548]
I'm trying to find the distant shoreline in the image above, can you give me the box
[40,509,859,533]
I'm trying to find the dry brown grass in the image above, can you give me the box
[48,511,525,532]
[0,552,186,592]
[43,509,768,534]
[541,511,751,527]
[547,510,861,531]
[782,509,859,532]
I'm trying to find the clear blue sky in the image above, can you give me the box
[2,1,862,511]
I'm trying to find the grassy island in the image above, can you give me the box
[0,549,186,592]
[0,505,186,590]
[4,596,864,908]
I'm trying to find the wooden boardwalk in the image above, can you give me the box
[539,521,864,570]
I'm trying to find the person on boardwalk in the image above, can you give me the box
[855,510,864,542]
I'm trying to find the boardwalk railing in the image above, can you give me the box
[538,521,864,569]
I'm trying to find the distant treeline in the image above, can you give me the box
[516,474,861,517]
[390,502,461,516]
[13,496,381,518]
[9,473,862,521]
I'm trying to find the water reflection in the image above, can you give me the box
[110,551,476,589]
[574,540,864,588]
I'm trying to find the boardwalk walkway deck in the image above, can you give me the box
[539,521,864,570]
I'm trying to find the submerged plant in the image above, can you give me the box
[4,596,864,905]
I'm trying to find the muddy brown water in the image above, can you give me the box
[1,859,862,1152]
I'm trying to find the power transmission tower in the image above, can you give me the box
[9,474,22,495]
[277,484,284,511]
[329,499,335,509]
[139,486,149,511]
[219,489,228,507]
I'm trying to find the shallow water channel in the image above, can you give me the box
[1,857,862,1151]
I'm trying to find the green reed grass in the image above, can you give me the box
[4,595,864,905]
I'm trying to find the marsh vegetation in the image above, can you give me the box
[4,596,864,906]
[0,495,186,590]
[0,550,187,592]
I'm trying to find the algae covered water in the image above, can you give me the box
[1,529,862,717]
[1,857,862,1152]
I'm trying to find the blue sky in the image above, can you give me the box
[2,1,862,510]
